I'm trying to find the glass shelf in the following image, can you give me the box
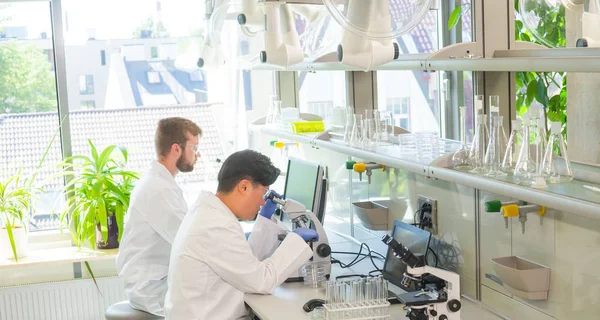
[255,125,600,219]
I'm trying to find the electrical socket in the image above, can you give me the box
[417,195,438,235]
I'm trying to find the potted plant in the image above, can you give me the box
[0,127,58,262]
[59,140,139,249]
[0,169,40,261]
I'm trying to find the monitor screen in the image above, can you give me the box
[382,220,432,291]
[283,158,321,212]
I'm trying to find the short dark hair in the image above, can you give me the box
[155,117,202,157]
[217,149,281,193]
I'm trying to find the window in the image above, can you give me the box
[377,71,439,133]
[100,50,106,66]
[386,97,411,130]
[299,72,346,112]
[0,2,62,232]
[61,0,275,210]
[80,100,96,109]
[79,75,94,95]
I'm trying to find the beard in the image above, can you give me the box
[176,153,195,172]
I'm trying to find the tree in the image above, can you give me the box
[0,42,57,114]
[132,17,170,39]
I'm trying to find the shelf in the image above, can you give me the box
[244,46,600,72]
[255,125,600,219]
[0,247,118,270]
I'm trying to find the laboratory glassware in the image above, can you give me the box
[513,112,536,185]
[349,114,363,148]
[469,114,489,174]
[452,106,473,171]
[343,107,355,144]
[542,121,574,183]
[502,119,523,173]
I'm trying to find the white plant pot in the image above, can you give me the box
[0,227,29,260]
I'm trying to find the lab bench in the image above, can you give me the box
[244,239,504,320]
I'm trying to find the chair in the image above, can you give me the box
[105,301,164,320]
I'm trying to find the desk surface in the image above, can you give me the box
[245,282,502,320]
[245,237,503,320]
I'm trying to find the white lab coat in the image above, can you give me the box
[165,190,313,320]
[116,161,187,316]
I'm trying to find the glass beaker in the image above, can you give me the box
[542,121,574,183]
[452,106,473,171]
[502,119,523,173]
[469,114,489,174]
[513,112,536,185]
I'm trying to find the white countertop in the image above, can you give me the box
[244,238,503,320]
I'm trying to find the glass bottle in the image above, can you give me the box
[502,119,523,173]
[452,106,473,171]
[542,121,574,183]
[513,112,536,185]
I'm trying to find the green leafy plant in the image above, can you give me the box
[0,170,40,261]
[59,140,139,249]
[0,125,59,262]
[448,0,568,141]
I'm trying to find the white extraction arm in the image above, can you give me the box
[336,0,399,71]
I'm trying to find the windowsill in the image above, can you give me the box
[0,247,118,270]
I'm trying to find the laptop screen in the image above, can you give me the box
[382,220,432,291]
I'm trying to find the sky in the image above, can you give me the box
[0,0,206,40]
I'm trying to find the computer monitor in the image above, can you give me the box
[382,220,432,291]
[280,158,325,226]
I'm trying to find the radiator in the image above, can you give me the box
[0,277,126,320]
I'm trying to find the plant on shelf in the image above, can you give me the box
[58,140,139,250]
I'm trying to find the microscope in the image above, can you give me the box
[267,193,332,282]
[382,235,461,320]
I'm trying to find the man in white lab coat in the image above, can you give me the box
[165,149,317,319]
[116,117,202,316]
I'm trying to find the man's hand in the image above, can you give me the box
[258,190,283,220]
[292,228,319,242]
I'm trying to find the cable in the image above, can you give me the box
[331,251,385,260]
[330,242,383,273]
[427,247,439,267]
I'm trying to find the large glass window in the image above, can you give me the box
[299,71,346,115]
[61,0,275,207]
[0,1,63,231]
[377,70,441,133]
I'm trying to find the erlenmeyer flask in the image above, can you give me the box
[361,118,376,150]
[542,121,574,183]
[513,113,536,185]
[502,119,523,173]
[485,115,507,177]
[452,106,473,171]
[349,114,363,148]
[470,114,489,174]
[343,106,354,143]
[530,117,547,189]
